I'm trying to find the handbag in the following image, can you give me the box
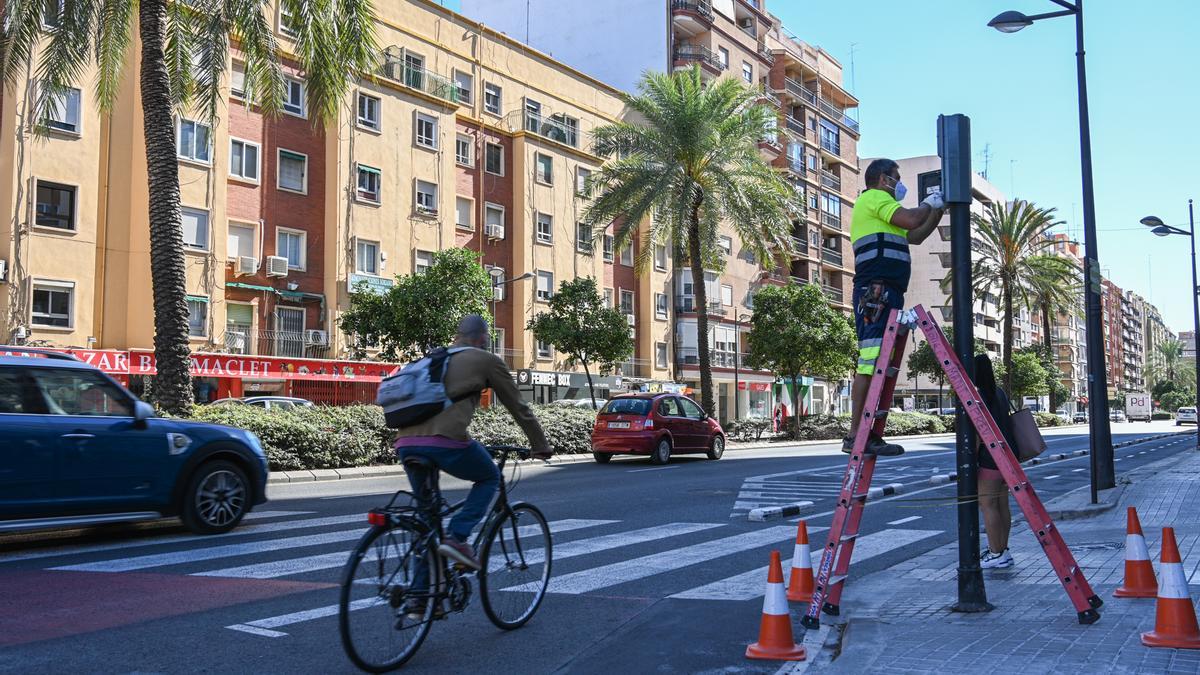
[1009,403,1047,462]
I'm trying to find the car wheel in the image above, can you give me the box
[181,460,250,535]
[706,435,725,461]
[592,452,612,464]
[651,438,671,465]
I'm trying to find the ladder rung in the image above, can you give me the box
[828,574,849,587]
[839,533,858,543]
[852,492,868,500]
[884,367,899,378]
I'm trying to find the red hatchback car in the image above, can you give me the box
[590,393,725,464]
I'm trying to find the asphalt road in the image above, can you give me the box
[0,421,1193,674]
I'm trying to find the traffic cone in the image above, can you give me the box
[746,551,807,662]
[1141,527,1200,649]
[1114,507,1157,598]
[787,520,815,603]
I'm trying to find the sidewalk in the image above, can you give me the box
[815,443,1200,674]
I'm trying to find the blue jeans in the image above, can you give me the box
[398,441,500,542]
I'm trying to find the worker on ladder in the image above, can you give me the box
[845,159,946,456]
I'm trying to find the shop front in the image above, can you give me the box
[514,369,627,404]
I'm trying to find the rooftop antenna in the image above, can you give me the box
[1009,159,1017,197]
[980,143,992,180]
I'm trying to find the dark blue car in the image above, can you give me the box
[0,349,269,535]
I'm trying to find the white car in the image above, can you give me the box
[1177,407,1197,425]
[552,397,607,409]
[1109,409,1126,423]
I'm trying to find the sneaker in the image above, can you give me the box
[438,536,481,571]
[981,548,1014,569]
[842,434,905,456]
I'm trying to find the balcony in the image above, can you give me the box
[522,111,579,148]
[675,347,756,370]
[817,97,860,135]
[671,0,714,22]
[616,358,651,378]
[822,283,844,304]
[784,144,805,174]
[220,329,331,359]
[821,247,843,266]
[784,78,817,106]
[785,116,806,135]
[791,236,808,255]
[674,44,725,73]
[757,42,774,64]
[378,58,460,105]
[820,169,841,192]
[675,298,725,315]
[821,211,842,231]
[820,137,841,156]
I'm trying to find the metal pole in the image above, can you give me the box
[734,314,741,421]
[1073,0,1116,498]
[1190,199,1199,450]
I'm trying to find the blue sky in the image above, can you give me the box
[441,0,1199,333]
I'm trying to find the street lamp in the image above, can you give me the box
[989,0,1116,502]
[1140,201,1199,450]
[733,312,751,421]
[489,270,533,354]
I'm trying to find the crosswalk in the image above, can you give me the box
[1,510,943,639]
[729,463,945,519]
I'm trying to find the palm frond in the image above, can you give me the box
[93,0,135,111]
[32,0,96,129]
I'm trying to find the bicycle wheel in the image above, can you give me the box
[339,523,436,672]
[478,502,552,629]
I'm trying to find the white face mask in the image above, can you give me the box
[893,180,908,202]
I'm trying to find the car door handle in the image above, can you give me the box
[61,433,96,440]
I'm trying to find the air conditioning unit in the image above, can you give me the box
[739,17,754,28]
[0,259,7,283]
[305,329,329,346]
[626,314,636,326]
[236,256,259,277]
[485,223,505,239]
[265,255,290,277]
[493,285,505,302]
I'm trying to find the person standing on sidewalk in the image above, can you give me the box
[844,159,945,455]
[975,354,1019,569]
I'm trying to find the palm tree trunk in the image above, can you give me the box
[688,191,714,416]
[1041,299,1056,410]
[140,0,193,414]
[1002,281,1014,394]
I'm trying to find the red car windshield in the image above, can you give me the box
[600,398,652,415]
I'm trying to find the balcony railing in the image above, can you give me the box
[670,0,714,21]
[820,137,841,155]
[378,59,460,105]
[784,78,817,106]
[523,111,579,148]
[820,169,841,191]
[674,44,725,71]
[821,212,842,230]
[821,248,843,266]
[758,43,774,64]
[791,236,808,254]
[220,329,331,359]
[616,358,651,378]
[675,348,758,370]
[822,283,844,304]
[785,116,805,135]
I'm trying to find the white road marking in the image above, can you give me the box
[887,516,923,525]
[507,526,797,595]
[225,624,289,638]
[669,529,941,601]
[244,511,316,520]
[51,519,615,573]
[627,466,680,473]
[1072,468,1086,472]
[226,597,384,637]
[1043,475,1060,480]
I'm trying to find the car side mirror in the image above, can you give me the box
[133,401,156,427]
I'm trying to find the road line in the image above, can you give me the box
[506,526,797,595]
[627,466,680,473]
[1043,475,1060,480]
[225,624,289,638]
[669,529,941,601]
[243,511,316,520]
[226,597,384,637]
[1072,468,1086,472]
[887,516,923,525]
[51,519,614,573]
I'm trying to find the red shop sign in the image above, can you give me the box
[128,351,393,382]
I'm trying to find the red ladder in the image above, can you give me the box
[802,305,1103,629]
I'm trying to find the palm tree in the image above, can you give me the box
[1026,254,1080,409]
[581,67,799,415]
[0,0,376,414]
[1148,337,1193,389]
[942,200,1064,392]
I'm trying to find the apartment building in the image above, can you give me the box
[462,0,862,421]
[1120,290,1147,393]
[1143,301,1172,388]
[1101,278,1125,398]
[0,0,674,403]
[1047,234,1087,413]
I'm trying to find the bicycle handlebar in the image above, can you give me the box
[487,445,532,460]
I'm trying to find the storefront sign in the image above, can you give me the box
[348,274,394,295]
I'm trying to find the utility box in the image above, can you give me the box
[937,114,972,204]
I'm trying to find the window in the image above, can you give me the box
[536,212,553,244]
[34,180,76,231]
[536,270,554,302]
[535,153,553,184]
[455,134,473,166]
[356,92,380,130]
[453,70,473,104]
[181,207,209,250]
[485,142,504,175]
[656,342,668,369]
[187,297,208,337]
[42,0,63,28]
[355,239,379,275]
[620,289,634,316]
[29,369,133,417]
[225,303,254,354]
[484,82,502,115]
[808,190,818,210]
[718,236,732,256]
[42,86,81,133]
[576,167,591,196]
[485,203,505,235]
[414,180,438,214]
[415,112,438,148]
[603,235,614,262]
[230,61,246,100]
[229,138,260,182]
[456,197,474,230]
[492,328,505,353]
[604,288,614,307]
[524,98,542,132]
[283,78,305,116]
[821,192,841,217]
[576,222,592,253]
[278,4,298,36]
[414,250,434,275]
[228,222,256,260]
[32,281,73,328]
[679,397,704,419]
[177,118,211,163]
[277,149,307,193]
[620,242,633,266]
[721,284,733,306]
[654,244,667,271]
[819,120,840,152]
[536,339,552,359]
[553,114,579,147]
[276,228,305,270]
[655,293,668,319]
[742,62,753,84]
[356,164,381,203]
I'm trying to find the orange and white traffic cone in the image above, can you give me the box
[787,520,815,603]
[1114,507,1157,598]
[746,551,806,662]
[1142,527,1200,649]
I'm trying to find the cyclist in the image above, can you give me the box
[395,314,552,574]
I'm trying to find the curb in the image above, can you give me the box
[749,501,815,522]
[726,423,1090,452]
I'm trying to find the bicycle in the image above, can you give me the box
[338,445,552,672]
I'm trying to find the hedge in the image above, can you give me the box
[1153,411,1173,421]
[778,411,945,441]
[469,405,596,455]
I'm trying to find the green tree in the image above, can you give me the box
[581,67,800,416]
[745,284,855,437]
[1018,343,1070,411]
[941,200,1064,394]
[527,278,634,409]
[1153,380,1195,412]
[1006,349,1050,400]
[0,0,377,413]
[1147,337,1194,390]
[906,325,988,409]
[340,248,493,362]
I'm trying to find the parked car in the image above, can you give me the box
[1177,407,1198,425]
[0,349,269,535]
[590,393,724,464]
[1110,409,1126,423]
[550,397,607,409]
[242,396,313,411]
[1073,412,1088,424]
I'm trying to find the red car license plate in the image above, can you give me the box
[608,421,631,429]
